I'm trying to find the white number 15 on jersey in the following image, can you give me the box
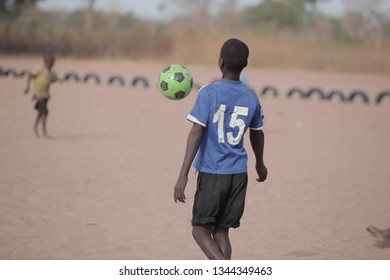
[213,104,248,145]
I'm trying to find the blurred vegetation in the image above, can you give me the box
[1,0,390,73]
[0,0,41,20]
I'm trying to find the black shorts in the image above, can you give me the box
[34,98,49,115]
[192,172,248,228]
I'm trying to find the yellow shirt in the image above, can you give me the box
[32,66,52,98]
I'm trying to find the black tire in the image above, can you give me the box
[83,73,101,84]
[2,68,18,77]
[260,86,278,97]
[306,87,326,100]
[64,72,80,82]
[375,91,390,104]
[51,72,58,82]
[287,87,305,98]
[108,75,125,86]
[131,76,149,88]
[349,90,369,104]
[326,90,348,102]
[18,70,30,78]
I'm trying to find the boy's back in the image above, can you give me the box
[188,79,264,174]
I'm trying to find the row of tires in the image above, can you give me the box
[1,67,389,104]
[0,67,150,88]
[60,72,151,88]
[259,86,390,104]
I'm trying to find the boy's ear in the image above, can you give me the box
[219,57,224,69]
[243,60,248,68]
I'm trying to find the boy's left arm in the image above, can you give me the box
[249,129,268,182]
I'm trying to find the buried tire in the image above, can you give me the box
[349,90,369,104]
[108,75,125,86]
[131,76,149,88]
[83,73,101,84]
[375,91,390,104]
[260,86,278,98]
[64,72,80,82]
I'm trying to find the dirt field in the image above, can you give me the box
[0,56,389,260]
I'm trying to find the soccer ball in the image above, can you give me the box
[158,64,193,100]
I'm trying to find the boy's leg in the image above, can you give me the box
[34,113,42,138]
[213,226,231,260]
[34,98,50,138]
[42,114,50,138]
[192,224,225,260]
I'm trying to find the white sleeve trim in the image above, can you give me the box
[187,114,206,127]
[249,126,263,130]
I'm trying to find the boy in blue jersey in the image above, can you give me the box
[174,38,268,260]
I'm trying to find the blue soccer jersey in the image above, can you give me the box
[187,79,264,174]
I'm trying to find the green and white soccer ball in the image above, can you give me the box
[158,64,193,100]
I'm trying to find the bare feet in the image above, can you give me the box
[43,133,52,139]
[34,128,40,138]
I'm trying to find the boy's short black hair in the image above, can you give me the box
[220,38,249,74]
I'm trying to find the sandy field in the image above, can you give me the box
[0,56,389,260]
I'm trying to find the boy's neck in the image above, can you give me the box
[222,72,241,81]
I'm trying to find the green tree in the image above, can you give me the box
[242,0,327,30]
[341,0,390,44]
[84,0,96,31]
[0,0,42,21]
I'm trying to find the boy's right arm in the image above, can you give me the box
[249,129,268,182]
[174,123,204,203]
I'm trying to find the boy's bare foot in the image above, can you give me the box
[43,133,52,139]
[367,226,388,241]
[34,128,40,138]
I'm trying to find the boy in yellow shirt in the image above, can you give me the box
[24,52,60,138]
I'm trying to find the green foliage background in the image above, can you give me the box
[1,0,390,73]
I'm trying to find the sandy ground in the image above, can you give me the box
[0,56,389,260]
